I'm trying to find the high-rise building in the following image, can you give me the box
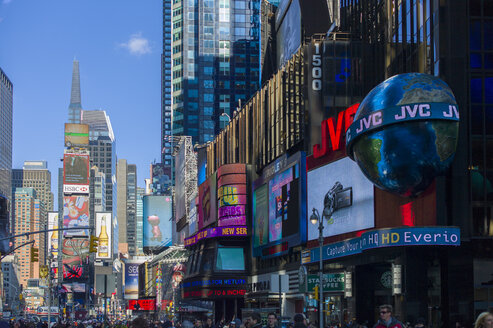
[89,165,106,233]
[161,0,173,171]
[68,59,83,124]
[1,254,20,310]
[136,187,145,255]
[169,0,261,145]
[81,110,117,215]
[13,188,43,287]
[116,159,137,256]
[0,68,13,232]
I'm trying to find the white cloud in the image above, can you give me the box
[120,33,151,56]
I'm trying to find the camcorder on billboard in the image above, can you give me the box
[143,195,173,250]
[95,212,112,259]
[63,153,90,186]
[307,157,374,240]
[253,152,307,258]
[48,212,59,259]
[198,173,217,230]
[63,196,89,237]
[124,261,141,300]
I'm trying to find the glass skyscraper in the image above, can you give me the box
[162,0,173,170]
[170,0,261,144]
[68,60,83,124]
[0,68,12,205]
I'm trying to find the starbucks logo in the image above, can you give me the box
[381,271,392,289]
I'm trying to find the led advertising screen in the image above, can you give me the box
[63,196,89,237]
[217,164,247,227]
[307,157,375,240]
[143,195,173,249]
[64,123,89,147]
[276,0,301,68]
[189,196,198,236]
[198,173,217,230]
[252,152,307,258]
[124,261,141,300]
[95,213,112,259]
[63,153,90,186]
[151,163,172,195]
[48,212,59,259]
[62,237,89,281]
[175,144,187,222]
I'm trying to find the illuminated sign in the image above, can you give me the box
[181,278,246,288]
[183,289,247,299]
[63,153,90,186]
[306,226,460,264]
[128,299,156,311]
[217,164,247,227]
[302,274,345,293]
[184,226,248,247]
[313,103,359,158]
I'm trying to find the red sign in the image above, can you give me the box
[183,289,246,298]
[313,103,359,158]
[128,299,156,311]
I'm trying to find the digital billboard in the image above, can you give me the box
[198,173,217,230]
[307,157,374,240]
[151,163,171,195]
[189,196,198,236]
[124,261,141,300]
[63,196,89,237]
[63,153,90,186]
[48,212,59,259]
[62,237,89,281]
[143,195,173,249]
[276,0,301,68]
[64,123,89,147]
[175,144,187,222]
[95,213,112,259]
[252,152,307,257]
[217,164,247,227]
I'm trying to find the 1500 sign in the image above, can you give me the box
[311,43,322,91]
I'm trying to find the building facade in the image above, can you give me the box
[170,0,261,145]
[68,59,83,124]
[2,254,20,311]
[162,0,173,174]
[136,187,146,256]
[0,68,13,235]
[116,159,138,256]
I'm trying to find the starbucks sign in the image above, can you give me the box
[300,273,345,293]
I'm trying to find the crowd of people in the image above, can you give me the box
[1,306,492,328]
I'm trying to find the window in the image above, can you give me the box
[204,26,214,35]
[219,8,230,22]
[216,247,245,271]
[204,79,213,88]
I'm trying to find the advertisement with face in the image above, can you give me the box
[198,173,217,229]
[152,163,172,195]
[48,212,59,259]
[95,213,112,259]
[63,196,89,237]
[252,152,307,257]
[63,153,90,185]
[124,261,141,299]
[143,195,173,249]
[307,157,374,240]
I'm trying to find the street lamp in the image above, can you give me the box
[220,112,231,130]
[310,208,327,328]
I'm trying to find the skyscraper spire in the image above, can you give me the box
[68,59,82,123]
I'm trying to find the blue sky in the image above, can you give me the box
[0,0,162,208]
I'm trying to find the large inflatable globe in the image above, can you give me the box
[346,73,460,197]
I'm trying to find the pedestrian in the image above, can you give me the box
[130,317,150,328]
[414,317,426,328]
[475,312,493,328]
[195,320,203,328]
[264,313,278,328]
[372,305,403,328]
[248,313,262,328]
[293,314,307,328]
[205,318,216,328]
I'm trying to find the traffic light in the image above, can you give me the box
[30,247,39,262]
[314,285,319,300]
[89,236,99,253]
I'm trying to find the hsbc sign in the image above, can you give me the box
[63,184,89,194]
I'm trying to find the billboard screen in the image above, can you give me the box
[62,237,89,281]
[189,196,198,236]
[198,173,217,230]
[151,163,171,195]
[95,213,112,259]
[252,152,307,257]
[63,196,89,237]
[63,153,90,186]
[124,261,141,300]
[276,0,301,68]
[143,195,173,249]
[64,123,89,147]
[307,157,374,240]
[217,164,247,227]
[48,212,59,259]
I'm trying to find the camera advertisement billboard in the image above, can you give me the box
[48,212,59,259]
[124,261,141,300]
[63,153,90,186]
[253,152,307,257]
[307,157,374,240]
[143,195,173,249]
[63,196,89,237]
[95,213,112,259]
